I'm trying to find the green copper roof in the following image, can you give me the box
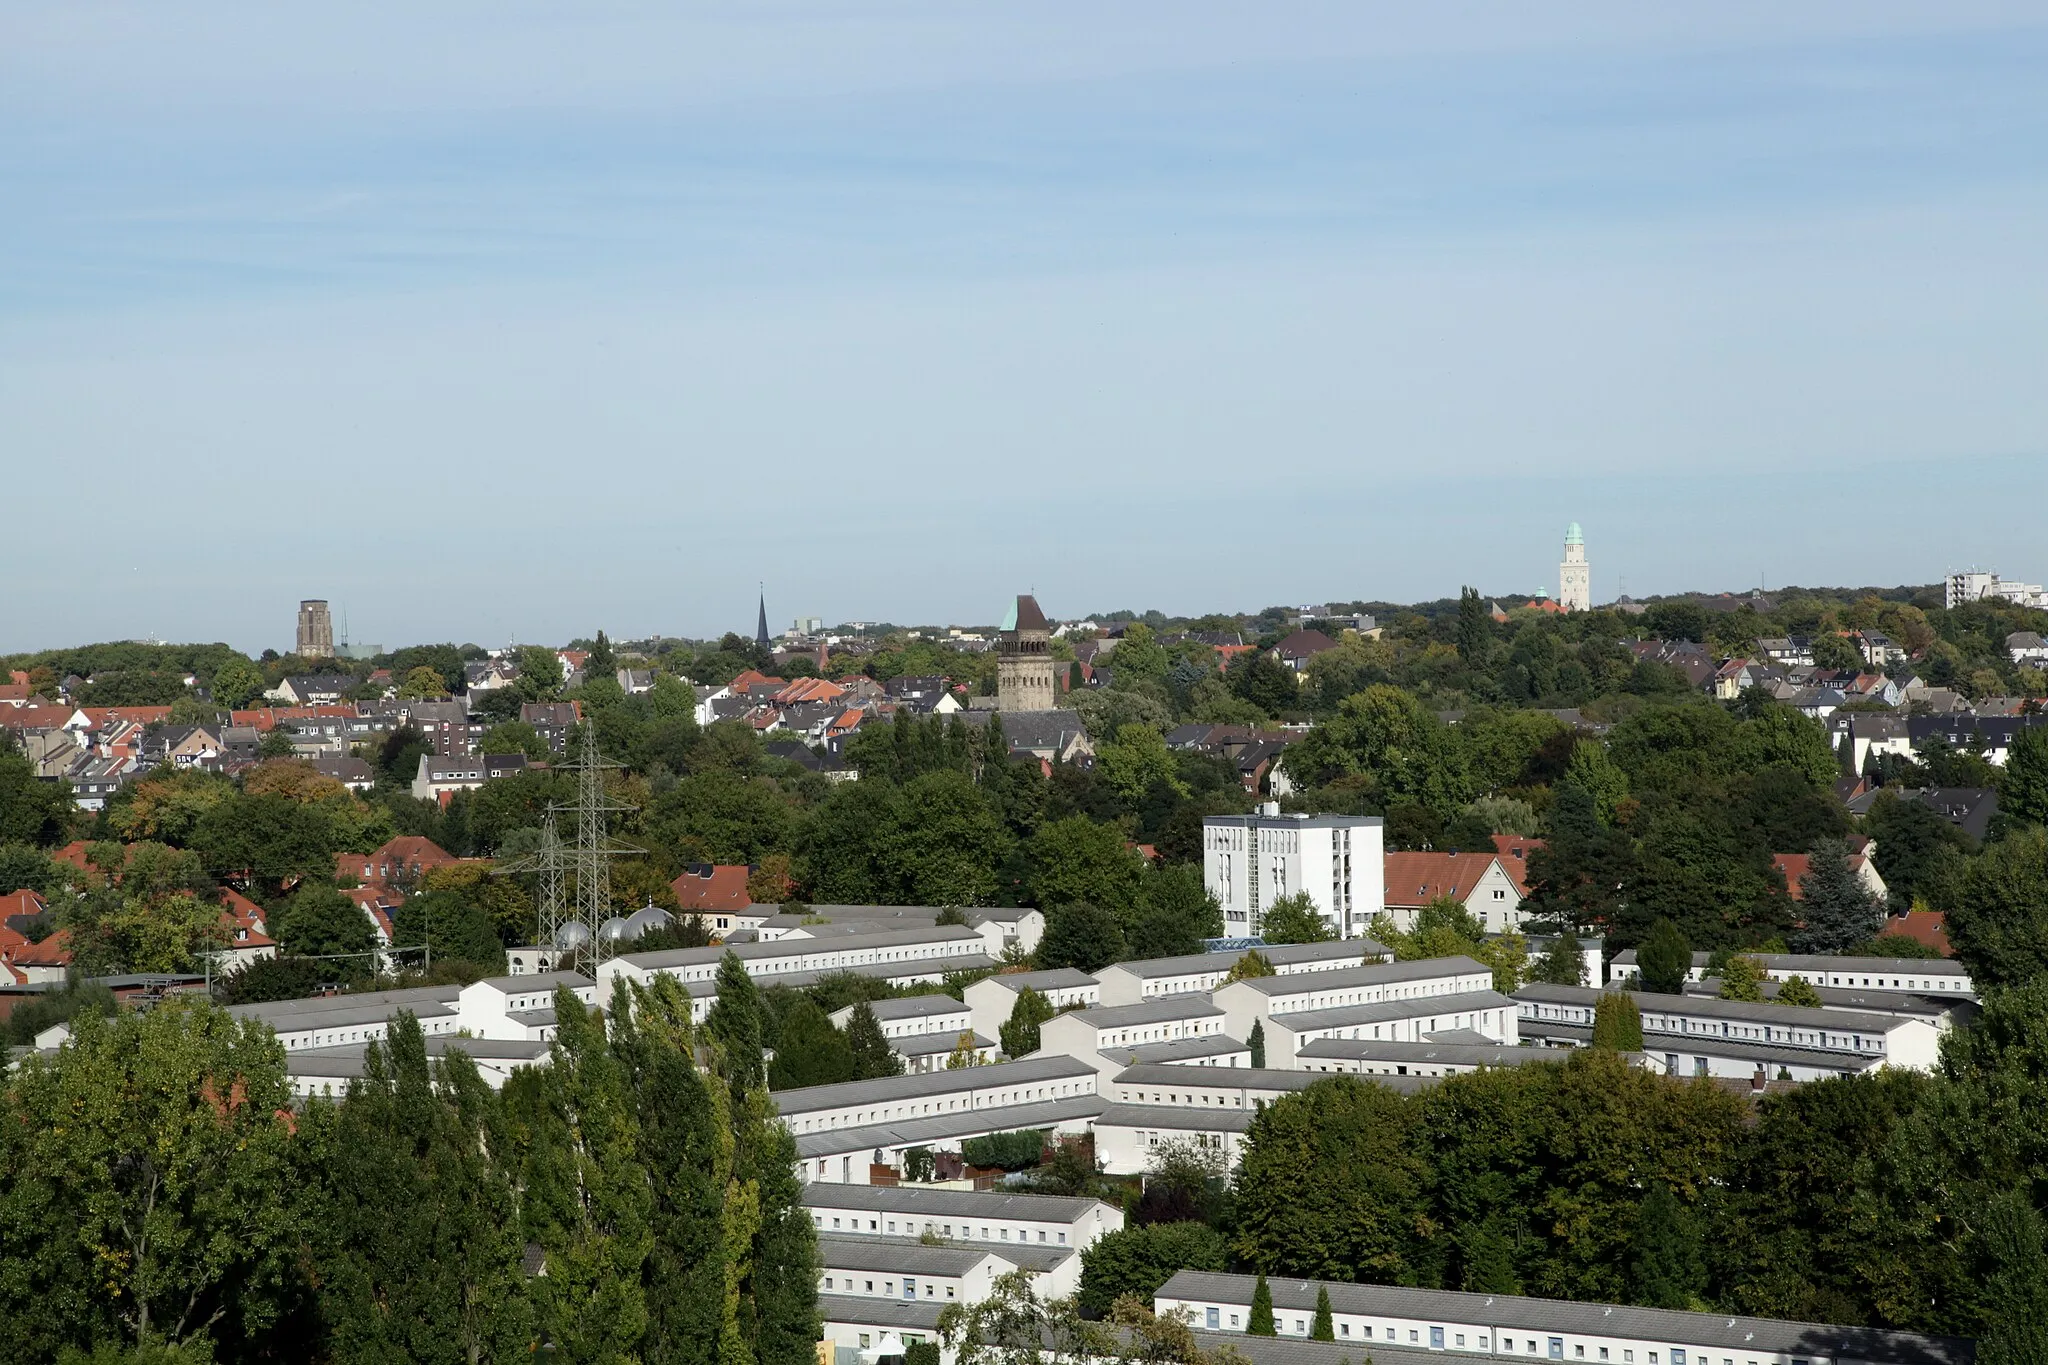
[1001,599,1018,632]
[1564,522,1583,546]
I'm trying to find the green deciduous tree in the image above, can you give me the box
[999,987,1056,1058]
[1530,931,1587,986]
[1718,954,1767,1002]
[317,1013,533,1364]
[0,1001,305,1358]
[1283,684,1471,816]
[1628,1184,1707,1310]
[1077,1222,1229,1317]
[1777,974,1824,1008]
[1258,892,1331,945]
[209,656,267,710]
[1037,902,1125,974]
[1946,826,2048,991]
[1233,1077,1428,1284]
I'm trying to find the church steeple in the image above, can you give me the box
[755,586,770,651]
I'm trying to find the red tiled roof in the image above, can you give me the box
[12,928,72,968]
[1488,835,1547,895]
[670,865,753,913]
[1772,852,1873,902]
[1880,911,1953,958]
[773,677,846,706]
[218,889,276,949]
[79,706,175,729]
[1383,851,1510,907]
[0,705,76,731]
[0,888,48,921]
[1522,599,1566,615]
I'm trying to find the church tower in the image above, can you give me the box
[1559,523,1590,612]
[996,595,1056,712]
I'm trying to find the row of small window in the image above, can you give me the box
[1198,1310,1802,1364]
[812,1215,1066,1245]
[822,1276,956,1300]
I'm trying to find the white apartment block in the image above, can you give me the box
[1204,808,1385,939]
[1092,938,1386,1006]
[1605,951,1974,998]
[1211,956,1497,1049]
[1156,1270,1969,1365]
[962,968,1102,1041]
[1516,984,1942,1074]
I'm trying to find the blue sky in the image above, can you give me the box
[4,3,2046,653]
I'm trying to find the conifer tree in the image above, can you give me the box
[846,1001,904,1080]
[1637,919,1692,995]
[1591,993,1643,1051]
[320,1012,533,1364]
[623,980,730,1365]
[706,950,766,1090]
[1248,1019,1266,1069]
[508,987,653,1363]
[1790,839,1884,954]
[767,999,853,1091]
[1310,1286,1334,1341]
[1247,1272,1277,1335]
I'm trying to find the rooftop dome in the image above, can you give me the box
[623,905,673,939]
[598,915,632,943]
[554,920,592,950]
[1565,522,1584,546]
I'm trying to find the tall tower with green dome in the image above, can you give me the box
[1559,522,1590,612]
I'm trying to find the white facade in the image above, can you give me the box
[1203,808,1384,939]
[1558,521,1590,613]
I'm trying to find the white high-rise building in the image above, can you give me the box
[1558,522,1590,612]
[1203,807,1384,940]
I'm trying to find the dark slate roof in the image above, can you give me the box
[800,1183,1107,1222]
[1011,595,1050,632]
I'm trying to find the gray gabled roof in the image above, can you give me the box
[816,1294,947,1333]
[1228,956,1490,997]
[973,968,1099,994]
[1101,1035,1247,1067]
[1049,998,1225,1030]
[1155,1271,1972,1365]
[801,1183,1108,1224]
[772,1053,1097,1115]
[819,1232,1071,1277]
[1515,982,1911,1035]
[1098,938,1385,980]
[791,1095,1107,1160]
[1296,1037,1556,1068]
[1266,989,1515,1034]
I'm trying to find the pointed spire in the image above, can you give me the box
[756,583,770,651]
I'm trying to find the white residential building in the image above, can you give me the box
[1155,1270,1970,1364]
[1092,939,1386,1006]
[962,969,1102,1042]
[1203,808,1385,939]
[1604,951,1974,998]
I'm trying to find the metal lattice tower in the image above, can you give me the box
[560,721,641,971]
[534,806,567,950]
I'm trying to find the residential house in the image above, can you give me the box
[268,674,357,706]
[1380,850,1525,933]
[1271,629,1337,675]
[1773,843,1889,904]
[1487,834,1545,896]
[215,889,279,973]
[616,668,655,694]
[311,755,376,791]
[519,702,584,753]
[668,864,767,935]
[338,836,463,894]
[411,752,529,804]
[2008,631,2048,667]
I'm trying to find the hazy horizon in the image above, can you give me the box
[6,3,2046,655]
